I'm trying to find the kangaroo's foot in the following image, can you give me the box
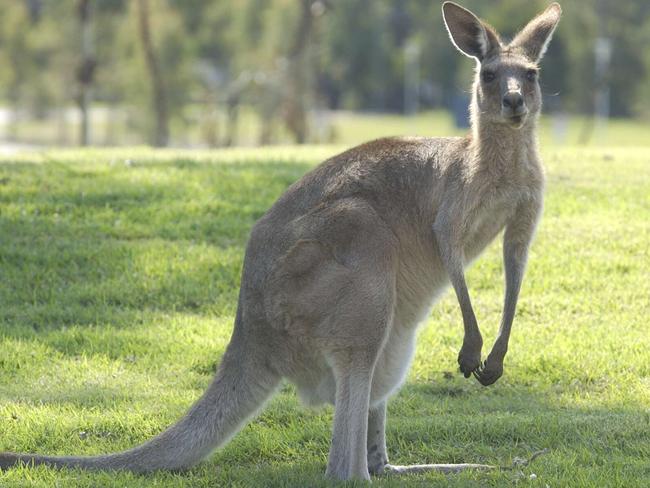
[367,446,389,476]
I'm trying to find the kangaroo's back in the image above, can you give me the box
[239,136,468,310]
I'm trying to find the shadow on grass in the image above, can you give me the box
[1,369,648,486]
[200,378,650,486]
[0,158,312,332]
[21,381,644,487]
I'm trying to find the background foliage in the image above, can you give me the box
[0,0,648,146]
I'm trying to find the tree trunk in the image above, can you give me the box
[77,0,95,146]
[224,94,239,147]
[284,0,314,144]
[136,0,169,147]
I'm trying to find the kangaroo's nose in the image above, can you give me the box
[502,92,524,111]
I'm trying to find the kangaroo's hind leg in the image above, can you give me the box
[322,269,395,481]
[324,349,377,481]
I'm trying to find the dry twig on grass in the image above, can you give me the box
[382,448,550,476]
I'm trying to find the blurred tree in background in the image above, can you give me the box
[0,0,647,147]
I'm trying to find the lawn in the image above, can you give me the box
[0,142,649,487]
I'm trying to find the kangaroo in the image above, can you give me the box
[0,2,561,481]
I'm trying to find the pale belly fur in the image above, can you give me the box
[293,326,420,409]
[293,316,433,409]
[293,261,449,409]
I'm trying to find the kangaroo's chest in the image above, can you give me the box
[464,202,511,258]
[462,186,524,261]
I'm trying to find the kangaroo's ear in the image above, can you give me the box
[510,3,562,62]
[442,2,501,61]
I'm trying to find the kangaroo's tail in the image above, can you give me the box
[0,336,280,473]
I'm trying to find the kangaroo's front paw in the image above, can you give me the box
[472,357,504,386]
[457,340,482,378]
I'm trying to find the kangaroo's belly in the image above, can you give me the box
[394,238,450,329]
[291,325,418,409]
[369,325,417,406]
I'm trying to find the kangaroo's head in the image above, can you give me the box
[442,2,562,130]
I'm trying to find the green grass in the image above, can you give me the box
[0,142,649,487]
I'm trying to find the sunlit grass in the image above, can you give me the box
[0,143,649,487]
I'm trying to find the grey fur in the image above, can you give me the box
[0,2,561,481]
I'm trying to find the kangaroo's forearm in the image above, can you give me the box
[434,217,485,378]
[489,200,541,359]
[434,224,480,341]
[489,246,526,359]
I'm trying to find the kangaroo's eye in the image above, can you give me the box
[526,69,538,82]
[481,71,496,83]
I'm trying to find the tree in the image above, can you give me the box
[283,0,317,143]
[77,0,96,146]
[136,0,169,147]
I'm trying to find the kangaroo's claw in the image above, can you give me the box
[472,358,503,386]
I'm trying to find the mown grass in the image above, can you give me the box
[0,142,649,487]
